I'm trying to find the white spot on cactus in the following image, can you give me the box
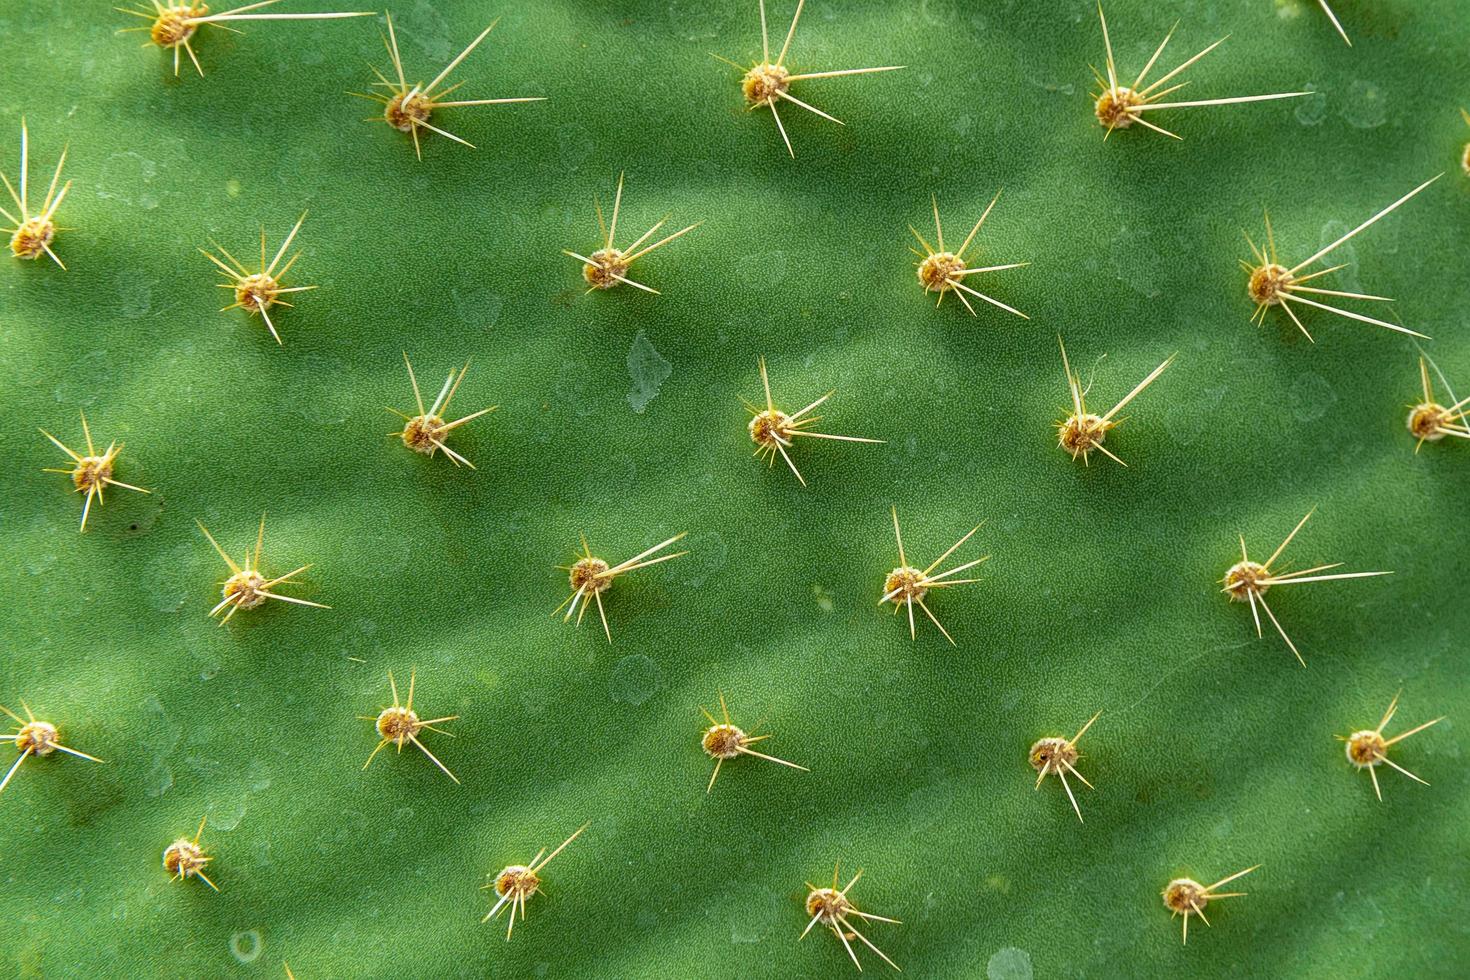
[228,930,262,964]
[1294,87,1328,126]
[673,531,726,588]
[626,330,671,413]
[1289,372,1337,423]
[608,654,663,706]
[1341,79,1388,129]
[987,947,1033,980]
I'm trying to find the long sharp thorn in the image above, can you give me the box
[385,12,406,88]
[1097,2,1117,90]
[1264,509,1314,570]
[606,533,688,574]
[1285,294,1430,339]
[1378,755,1429,786]
[1060,770,1083,822]
[1263,570,1391,587]
[1132,22,1177,90]
[775,88,842,125]
[1140,35,1229,96]
[593,590,611,644]
[1205,866,1259,892]
[949,278,1028,319]
[0,749,31,795]
[42,146,68,216]
[776,0,804,67]
[1257,594,1305,666]
[1290,175,1443,275]
[957,189,1002,259]
[786,66,905,81]
[1319,0,1352,46]
[608,172,623,249]
[197,521,242,574]
[890,505,906,566]
[1059,336,1084,416]
[623,222,701,264]
[267,212,307,276]
[840,916,901,972]
[1101,354,1174,423]
[18,118,28,215]
[425,20,498,95]
[833,923,863,971]
[1140,92,1311,111]
[769,99,794,158]
[532,822,589,872]
[736,746,810,771]
[409,734,460,784]
[1383,716,1445,747]
[921,528,982,578]
[916,597,955,646]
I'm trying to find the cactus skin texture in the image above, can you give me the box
[1,1,1467,977]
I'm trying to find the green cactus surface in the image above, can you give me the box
[2,0,1468,977]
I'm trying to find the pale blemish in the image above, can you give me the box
[1274,0,1304,22]
[279,147,325,196]
[555,359,599,418]
[986,947,1033,980]
[581,453,636,502]
[121,493,163,538]
[1316,221,1363,292]
[674,531,726,589]
[812,583,834,613]
[143,760,173,798]
[52,350,113,407]
[25,551,58,576]
[1165,383,1228,446]
[558,123,596,170]
[116,269,154,319]
[96,152,158,208]
[741,250,787,291]
[142,696,181,798]
[144,542,191,613]
[626,330,671,414]
[292,355,351,425]
[1109,226,1162,299]
[917,0,954,29]
[228,930,262,964]
[1341,80,1388,129]
[666,0,730,42]
[728,885,782,943]
[1288,372,1337,423]
[608,654,664,706]
[451,287,503,331]
[208,798,245,832]
[1031,79,1076,97]
[1332,889,1387,940]
[1294,88,1328,126]
[408,0,454,63]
